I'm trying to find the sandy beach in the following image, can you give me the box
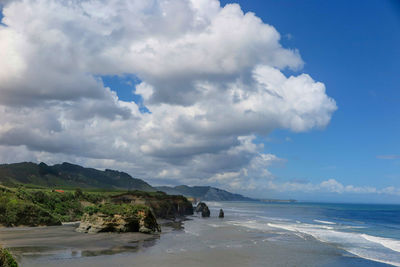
[0,205,393,267]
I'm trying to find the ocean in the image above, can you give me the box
[209,201,400,266]
[2,201,400,266]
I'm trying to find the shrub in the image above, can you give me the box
[0,247,18,267]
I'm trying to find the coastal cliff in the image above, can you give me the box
[77,203,160,234]
[110,191,194,218]
[0,186,193,229]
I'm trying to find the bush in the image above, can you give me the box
[84,203,149,217]
[0,247,18,267]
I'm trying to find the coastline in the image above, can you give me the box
[1,202,399,267]
[1,212,391,267]
[0,217,188,265]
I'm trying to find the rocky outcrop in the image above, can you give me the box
[111,192,194,219]
[195,202,210,217]
[219,209,224,218]
[195,202,207,213]
[201,207,210,217]
[76,208,160,234]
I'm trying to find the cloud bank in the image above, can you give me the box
[0,0,341,196]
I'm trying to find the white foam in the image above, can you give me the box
[314,220,336,225]
[266,222,400,266]
[361,234,400,253]
[346,248,400,267]
[208,223,224,228]
[257,215,292,222]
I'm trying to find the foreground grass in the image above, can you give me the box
[0,247,18,267]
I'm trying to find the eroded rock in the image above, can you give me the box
[219,209,224,218]
[195,202,210,217]
[76,208,160,234]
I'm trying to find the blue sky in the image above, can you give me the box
[0,0,399,203]
[216,0,400,202]
[101,0,400,202]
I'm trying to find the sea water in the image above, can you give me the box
[210,201,400,266]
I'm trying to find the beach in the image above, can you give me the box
[1,202,398,267]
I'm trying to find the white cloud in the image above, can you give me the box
[0,0,338,194]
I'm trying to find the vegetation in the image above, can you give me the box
[84,203,149,217]
[0,186,107,226]
[0,185,193,227]
[0,162,155,191]
[0,247,18,267]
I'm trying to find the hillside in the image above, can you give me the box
[156,185,254,201]
[0,162,255,201]
[0,162,154,191]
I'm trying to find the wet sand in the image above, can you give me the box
[0,216,391,267]
[0,223,159,261]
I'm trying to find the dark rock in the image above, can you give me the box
[195,202,210,217]
[111,192,194,219]
[219,209,224,218]
[201,206,210,217]
[195,202,208,213]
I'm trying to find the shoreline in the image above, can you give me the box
[0,203,397,267]
[0,216,188,264]
[2,213,391,267]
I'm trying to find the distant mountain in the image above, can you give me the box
[0,162,155,191]
[156,185,254,201]
[0,162,255,201]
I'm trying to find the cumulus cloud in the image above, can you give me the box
[0,0,338,195]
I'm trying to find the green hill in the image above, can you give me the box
[0,162,255,201]
[0,162,154,191]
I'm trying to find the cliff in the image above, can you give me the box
[110,191,194,218]
[0,186,193,228]
[76,203,160,234]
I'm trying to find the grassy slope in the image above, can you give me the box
[0,162,154,191]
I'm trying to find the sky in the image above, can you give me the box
[0,0,399,203]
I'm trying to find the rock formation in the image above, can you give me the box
[76,207,160,234]
[111,192,194,218]
[201,206,210,217]
[219,209,224,218]
[195,202,210,217]
[195,202,208,213]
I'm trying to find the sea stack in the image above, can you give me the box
[196,202,210,217]
[201,206,210,217]
[195,202,207,213]
[219,209,224,218]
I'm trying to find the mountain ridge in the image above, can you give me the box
[0,162,255,201]
[156,185,255,201]
[0,162,154,191]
